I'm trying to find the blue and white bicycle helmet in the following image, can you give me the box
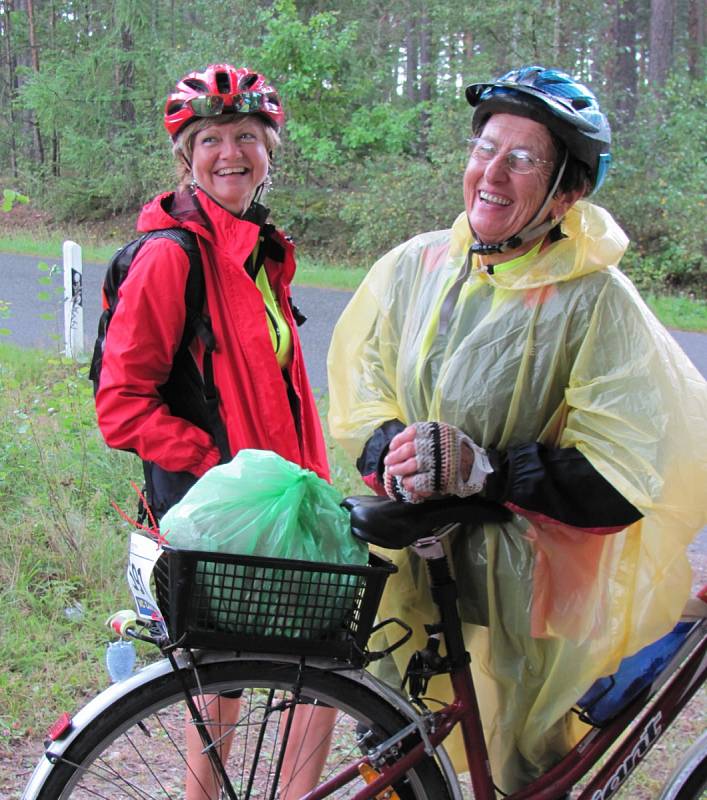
[466,65,611,194]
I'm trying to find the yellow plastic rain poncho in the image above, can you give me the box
[327,200,707,793]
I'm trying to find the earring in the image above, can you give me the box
[190,175,198,192]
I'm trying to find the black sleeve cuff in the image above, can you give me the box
[484,443,642,529]
[356,419,406,481]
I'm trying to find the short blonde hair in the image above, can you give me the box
[172,113,281,190]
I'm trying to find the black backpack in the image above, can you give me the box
[89,228,231,469]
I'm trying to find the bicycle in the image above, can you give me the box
[23,494,707,799]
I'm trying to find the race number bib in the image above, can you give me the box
[127,533,167,633]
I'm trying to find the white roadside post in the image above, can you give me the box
[63,240,84,358]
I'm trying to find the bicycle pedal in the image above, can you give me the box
[358,763,401,799]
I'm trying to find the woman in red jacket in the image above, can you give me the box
[96,63,333,800]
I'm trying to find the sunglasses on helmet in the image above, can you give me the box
[186,92,266,118]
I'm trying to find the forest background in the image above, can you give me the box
[1,0,705,297]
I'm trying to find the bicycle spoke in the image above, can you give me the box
[51,753,161,799]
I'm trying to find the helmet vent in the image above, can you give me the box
[182,78,208,93]
[571,98,591,110]
[239,73,259,90]
[166,101,183,115]
[215,71,231,94]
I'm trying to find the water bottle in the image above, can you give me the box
[105,640,136,682]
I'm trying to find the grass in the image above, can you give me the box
[1,231,705,330]
[644,293,707,332]
[0,231,120,265]
[0,345,142,741]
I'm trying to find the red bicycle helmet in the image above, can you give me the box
[164,64,284,140]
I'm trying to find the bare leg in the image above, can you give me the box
[280,705,338,799]
[185,694,240,800]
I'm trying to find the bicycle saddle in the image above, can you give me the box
[343,494,512,549]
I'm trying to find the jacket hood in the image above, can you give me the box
[452,201,629,290]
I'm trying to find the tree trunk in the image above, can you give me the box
[405,13,417,102]
[117,24,136,124]
[614,0,639,127]
[419,10,431,103]
[25,0,45,164]
[48,0,60,176]
[648,0,675,87]
[418,8,431,156]
[549,0,570,64]
[1,0,18,177]
[687,0,705,80]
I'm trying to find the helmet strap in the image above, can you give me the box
[471,150,568,256]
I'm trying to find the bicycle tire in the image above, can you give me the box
[658,730,707,800]
[31,657,452,800]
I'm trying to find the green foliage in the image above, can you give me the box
[249,0,360,165]
[339,152,463,256]
[601,77,707,296]
[0,299,10,337]
[341,105,421,154]
[338,102,470,256]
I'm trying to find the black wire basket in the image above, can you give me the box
[153,546,397,662]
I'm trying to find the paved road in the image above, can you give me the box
[2,251,706,391]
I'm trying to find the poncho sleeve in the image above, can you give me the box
[327,240,412,459]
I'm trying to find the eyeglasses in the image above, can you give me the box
[466,137,553,175]
[187,92,265,118]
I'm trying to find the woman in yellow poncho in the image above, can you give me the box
[327,66,707,794]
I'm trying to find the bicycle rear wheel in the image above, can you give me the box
[658,729,707,800]
[32,658,452,800]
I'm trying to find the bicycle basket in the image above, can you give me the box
[153,547,396,662]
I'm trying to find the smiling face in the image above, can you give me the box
[463,113,560,256]
[190,116,270,215]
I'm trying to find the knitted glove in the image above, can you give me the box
[384,421,493,504]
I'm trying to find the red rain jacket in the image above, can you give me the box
[95,189,329,482]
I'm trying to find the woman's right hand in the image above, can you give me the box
[383,422,491,503]
[383,426,436,502]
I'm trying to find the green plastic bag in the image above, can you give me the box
[160,450,368,638]
[161,449,365,564]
